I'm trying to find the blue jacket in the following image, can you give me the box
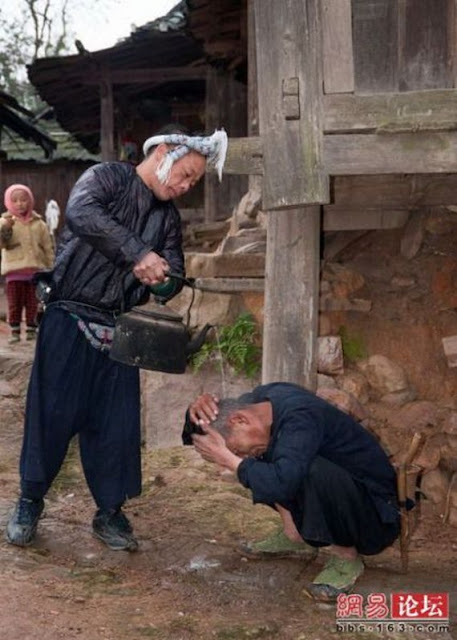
[50,162,184,317]
[237,383,399,524]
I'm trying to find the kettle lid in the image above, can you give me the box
[130,302,183,322]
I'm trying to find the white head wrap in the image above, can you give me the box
[142,129,228,184]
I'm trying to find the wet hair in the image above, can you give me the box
[211,397,253,439]
[144,123,191,157]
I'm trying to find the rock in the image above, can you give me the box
[440,435,457,473]
[168,287,239,331]
[425,208,457,235]
[317,374,337,390]
[443,412,457,436]
[446,478,457,527]
[390,275,416,288]
[318,313,332,337]
[316,388,368,422]
[421,468,450,506]
[380,388,417,406]
[413,440,441,472]
[321,263,365,296]
[319,296,372,312]
[0,380,17,397]
[389,401,440,432]
[317,336,344,376]
[337,371,370,404]
[185,252,265,278]
[357,355,410,397]
[442,335,457,368]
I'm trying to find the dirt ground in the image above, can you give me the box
[0,320,455,640]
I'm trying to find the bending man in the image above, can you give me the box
[184,382,400,602]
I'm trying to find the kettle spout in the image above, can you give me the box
[186,323,213,356]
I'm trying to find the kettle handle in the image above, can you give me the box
[166,271,196,289]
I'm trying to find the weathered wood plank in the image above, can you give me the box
[352,0,399,93]
[333,174,457,207]
[321,0,354,94]
[254,0,329,208]
[206,137,263,175]
[325,131,457,174]
[323,206,409,230]
[186,252,265,278]
[399,0,452,91]
[323,89,457,133]
[262,207,321,389]
[194,277,265,293]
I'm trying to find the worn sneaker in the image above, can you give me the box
[5,497,44,547]
[304,555,364,602]
[92,508,138,551]
[8,333,20,344]
[240,529,318,561]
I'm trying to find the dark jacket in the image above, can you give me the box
[49,162,184,319]
[235,383,399,524]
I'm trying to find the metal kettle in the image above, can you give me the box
[109,273,212,374]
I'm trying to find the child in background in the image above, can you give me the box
[0,184,54,343]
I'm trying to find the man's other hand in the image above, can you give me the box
[192,426,241,472]
[189,392,219,426]
[133,251,169,285]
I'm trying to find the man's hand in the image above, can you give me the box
[192,425,241,472]
[133,251,169,286]
[189,392,219,426]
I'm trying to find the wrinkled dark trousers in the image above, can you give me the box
[19,306,141,511]
[288,457,400,555]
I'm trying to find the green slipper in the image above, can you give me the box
[304,555,364,602]
[240,529,318,560]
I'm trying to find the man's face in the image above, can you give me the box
[149,146,206,201]
[225,410,269,458]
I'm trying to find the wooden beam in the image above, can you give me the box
[262,207,321,389]
[206,136,263,176]
[82,67,208,85]
[332,174,457,207]
[322,206,409,230]
[254,0,329,208]
[321,0,354,93]
[215,129,457,181]
[323,89,457,133]
[325,131,457,174]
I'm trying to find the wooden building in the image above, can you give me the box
[27,0,457,390]
[224,0,457,390]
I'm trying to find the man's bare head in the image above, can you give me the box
[209,398,272,458]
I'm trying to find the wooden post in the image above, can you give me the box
[255,0,327,388]
[100,68,115,161]
[204,67,248,222]
[262,207,320,389]
[254,0,329,208]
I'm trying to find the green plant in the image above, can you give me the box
[338,326,367,363]
[191,312,261,378]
